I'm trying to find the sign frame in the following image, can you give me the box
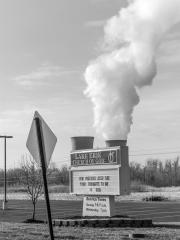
[70,147,121,167]
[70,165,121,196]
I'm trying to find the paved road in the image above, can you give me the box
[1,200,180,223]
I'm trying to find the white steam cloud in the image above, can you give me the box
[84,0,180,140]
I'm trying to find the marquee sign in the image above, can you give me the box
[71,148,120,167]
[70,166,120,195]
[70,143,130,217]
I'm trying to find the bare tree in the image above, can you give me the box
[21,155,43,221]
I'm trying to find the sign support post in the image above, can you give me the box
[0,135,13,210]
[34,117,54,240]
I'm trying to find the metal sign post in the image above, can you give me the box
[0,135,13,209]
[34,116,54,240]
[27,111,57,239]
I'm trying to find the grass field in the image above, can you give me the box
[0,184,69,194]
[0,222,180,240]
[1,186,180,239]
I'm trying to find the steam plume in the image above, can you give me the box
[84,0,180,140]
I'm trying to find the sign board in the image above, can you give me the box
[71,148,120,167]
[83,196,115,217]
[26,111,57,167]
[70,166,120,195]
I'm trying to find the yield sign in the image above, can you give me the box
[26,111,57,167]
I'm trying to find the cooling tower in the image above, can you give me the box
[71,136,94,151]
[106,139,130,195]
[105,139,127,147]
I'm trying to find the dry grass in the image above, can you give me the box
[0,222,180,240]
[0,184,69,194]
[130,181,155,192]
[2,185,180,202]
[48,185,69,193]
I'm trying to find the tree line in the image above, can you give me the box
[0,157,180,188]
[0,164,69,187]
[130,157,180,187]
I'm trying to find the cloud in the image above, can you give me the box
[0,106,54,136]
[13,64,80,88]
[165,22,180,41]
[157,22,180,67]
[0,109,32,134]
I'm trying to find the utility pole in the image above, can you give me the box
[0,135,13,208]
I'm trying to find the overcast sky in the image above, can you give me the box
[0,0,180,169]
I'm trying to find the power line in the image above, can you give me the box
[130,151,180,157]
[130,147,180,153]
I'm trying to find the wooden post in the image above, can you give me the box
[34,117,54,240]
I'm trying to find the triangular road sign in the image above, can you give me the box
[26,111,57,167]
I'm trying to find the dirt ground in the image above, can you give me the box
[0,222,180,240]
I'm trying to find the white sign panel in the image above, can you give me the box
[26,111,57,167]
[71,167,120,195]
[83,196,114,217]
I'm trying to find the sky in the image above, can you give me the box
[0,0,180,169]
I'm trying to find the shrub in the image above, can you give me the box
[142,195,168,201]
